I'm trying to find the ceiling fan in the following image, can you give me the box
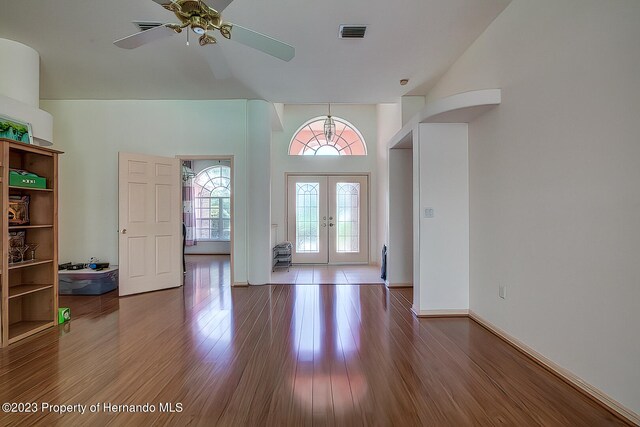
[113,0,295,62]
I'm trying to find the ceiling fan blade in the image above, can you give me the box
[114,25,176,49]
[202,0,234,12]
[230,24,295,62]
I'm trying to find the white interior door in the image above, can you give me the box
[287,175,369,264]
[118,152,182,296]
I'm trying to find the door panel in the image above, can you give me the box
[287,176,328,263]
[328,176,369,264]
[119,152,182,296]
[287,175,368,265]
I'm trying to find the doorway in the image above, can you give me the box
[286,174,369,264]
[178,155,235,285]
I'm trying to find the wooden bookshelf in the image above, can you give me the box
[1,139,62,346]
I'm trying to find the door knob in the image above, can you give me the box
[120,229,127,234]
[329,223,334,227]
[321,223,327,227]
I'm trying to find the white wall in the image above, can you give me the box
[376,103,402,265]
[270,104,380,263]
[184,159,231,255]
[413,124,469,313]
[400,96,425,127]
[426,0,640,415]
[386,148,413,287]
[246,100,272,284]
[40,99,254,284]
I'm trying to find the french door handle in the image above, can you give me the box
[329,223,334,227]
[321,223,327,227]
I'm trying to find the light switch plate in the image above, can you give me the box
[424,208,434,218]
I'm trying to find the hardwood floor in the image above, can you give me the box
[0,255,629,426]
[271,264,385,285]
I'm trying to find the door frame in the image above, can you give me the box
[285,172,371,265]
[177,155,236,286]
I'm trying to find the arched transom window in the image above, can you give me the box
[289,116,367,156]
[193,165,231,241]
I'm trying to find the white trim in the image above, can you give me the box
[469,310,640,426]
[386,282,412,288]
[232,281,248,287]
[411,307,469,317]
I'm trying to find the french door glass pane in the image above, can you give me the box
[296,183,319,253]
[336,182,360,253]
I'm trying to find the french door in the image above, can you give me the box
[287,175,369,264]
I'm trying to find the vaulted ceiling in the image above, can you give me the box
[0,0,510,103]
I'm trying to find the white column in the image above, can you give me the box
[0,38,53,145]
[246,100,272,285]
[413,123,469,315]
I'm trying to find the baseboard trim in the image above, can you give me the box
[468,310,640,426]
[232,282,248,287]
[411,307,469,317]
[386,282,412,288]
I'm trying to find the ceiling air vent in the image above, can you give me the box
[339,25,367,39]
[133,21,164,32]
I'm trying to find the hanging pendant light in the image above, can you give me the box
[323,103,336,143]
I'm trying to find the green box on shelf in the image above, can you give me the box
[9,171,47,189]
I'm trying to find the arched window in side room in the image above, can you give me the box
[193,165,231,241]
[289,116,367,156]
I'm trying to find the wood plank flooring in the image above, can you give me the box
[0,256,630,426]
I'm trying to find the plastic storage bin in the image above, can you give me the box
[59,267,119,295]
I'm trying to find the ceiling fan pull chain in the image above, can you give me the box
[187,28,190,46]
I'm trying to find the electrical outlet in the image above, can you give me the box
[499,285,507,299]
[424,208,434,218]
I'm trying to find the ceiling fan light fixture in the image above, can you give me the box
[190,16,207,34]
[199,34,216,46]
